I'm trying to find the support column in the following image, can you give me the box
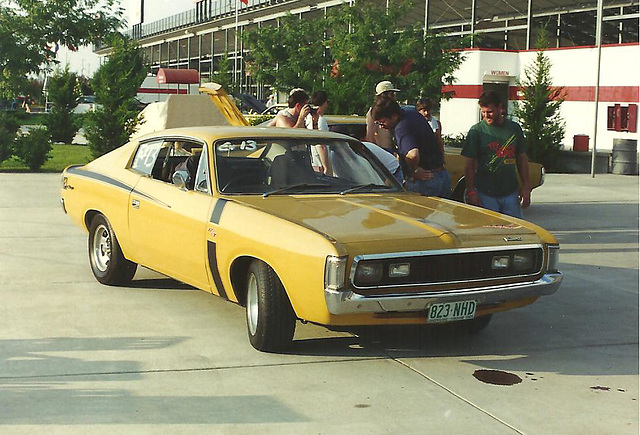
[177,38,181,68]
[198,35,203,77]
[526,0,533,49]
[187,36,191,69]
[211,31,215,78]
[423,0,430,35]
[470,0,477,48]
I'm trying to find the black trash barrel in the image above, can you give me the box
[611,139,638,175]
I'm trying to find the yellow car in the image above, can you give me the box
[61,125,562,352]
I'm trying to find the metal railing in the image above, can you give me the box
[124,0,282,41]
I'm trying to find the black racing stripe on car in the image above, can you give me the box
[67,166,133,192]
[207,241,228,300]
[210,198,228,224]
[66,167,171,208]
[131,188,171,209]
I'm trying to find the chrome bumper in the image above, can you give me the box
[324,273,563,315]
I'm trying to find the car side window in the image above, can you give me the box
[194,145,211,195]
[130,140,164,176]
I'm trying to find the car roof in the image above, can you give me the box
[133,125,356,144]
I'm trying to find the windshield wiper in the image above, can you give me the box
[263,183,331,198]
[340,183,394,195]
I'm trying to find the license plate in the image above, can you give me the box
[427,300,477,323]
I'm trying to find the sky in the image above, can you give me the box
[57,0,194,77]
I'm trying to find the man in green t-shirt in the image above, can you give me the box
[461,91,531,218]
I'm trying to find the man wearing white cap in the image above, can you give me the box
[365,80,400,152]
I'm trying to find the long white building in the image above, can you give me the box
[97,0,639,151]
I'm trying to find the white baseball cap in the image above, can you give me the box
[375,81,400,95]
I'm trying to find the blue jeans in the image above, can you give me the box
[407,170,451,198]
[477,191,523,218]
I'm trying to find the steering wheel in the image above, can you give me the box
[221,173,257,192]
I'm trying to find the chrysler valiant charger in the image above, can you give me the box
[61,126,562,352]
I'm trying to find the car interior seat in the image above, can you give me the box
[270,147,316,188]
[173,154,199,189]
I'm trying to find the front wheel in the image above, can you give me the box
[245,260,296,352]
[88,214,137,285]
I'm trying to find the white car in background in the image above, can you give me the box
[73,95,99,114]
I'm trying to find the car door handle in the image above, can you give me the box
[131,199,140,209]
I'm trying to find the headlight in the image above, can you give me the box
[325,256,347,291]
[355,262,383,284]
[389,263,410,277]
[513,251,535,272]
[547,245,560,273]
[491,256,510,270]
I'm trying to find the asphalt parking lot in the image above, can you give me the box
[0,172,637,434]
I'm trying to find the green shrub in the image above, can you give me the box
[442,133,467,148]
[0,112,19,164]
[14,127,53,170]
[246,114,273,125]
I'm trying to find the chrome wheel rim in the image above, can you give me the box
[247,273,258,336]
[92,224,111,272]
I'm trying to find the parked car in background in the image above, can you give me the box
[261,103,287,116]
[72,96,147,114]
[235,93,267,114]
[61,118,562,352]
[73,95,99,114]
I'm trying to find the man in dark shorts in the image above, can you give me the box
[372,98,450,197]
[462,90,531,218]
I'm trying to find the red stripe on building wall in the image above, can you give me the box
[442,85,483,99]
[138,88,188,94]
[443,85,638,103]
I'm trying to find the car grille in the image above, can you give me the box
[351,246,544,290]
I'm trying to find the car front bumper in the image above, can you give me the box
[324,272,562,315]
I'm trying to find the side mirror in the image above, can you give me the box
[172,170,190,190]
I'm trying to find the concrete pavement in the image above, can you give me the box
[0,173,637,433]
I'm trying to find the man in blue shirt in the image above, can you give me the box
[372,98,450,197]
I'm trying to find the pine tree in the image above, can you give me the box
[47,67,81,144]
[84,35,147,157]
[514,34,566,170]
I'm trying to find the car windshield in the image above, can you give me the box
[214,138,401,195]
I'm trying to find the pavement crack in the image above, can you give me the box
[0,357,385,381]
[390,357,526,435]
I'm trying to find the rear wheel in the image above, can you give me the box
[246,260,296,352]
[88,214,137,285]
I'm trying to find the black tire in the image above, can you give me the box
[451,179,467,202]
[88,214,137,285]
[455,314,493,334]
[245,260,296,352]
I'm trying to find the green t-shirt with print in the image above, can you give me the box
[461,118,526,196]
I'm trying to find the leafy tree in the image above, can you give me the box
[211,52,235,94]
[47,67,81,143]
[245,14,327,96]
[84,35,147,157]
[513,32,566,170]
[14,126,52,170]
[0,0,122,98]
[244,1,466,115]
